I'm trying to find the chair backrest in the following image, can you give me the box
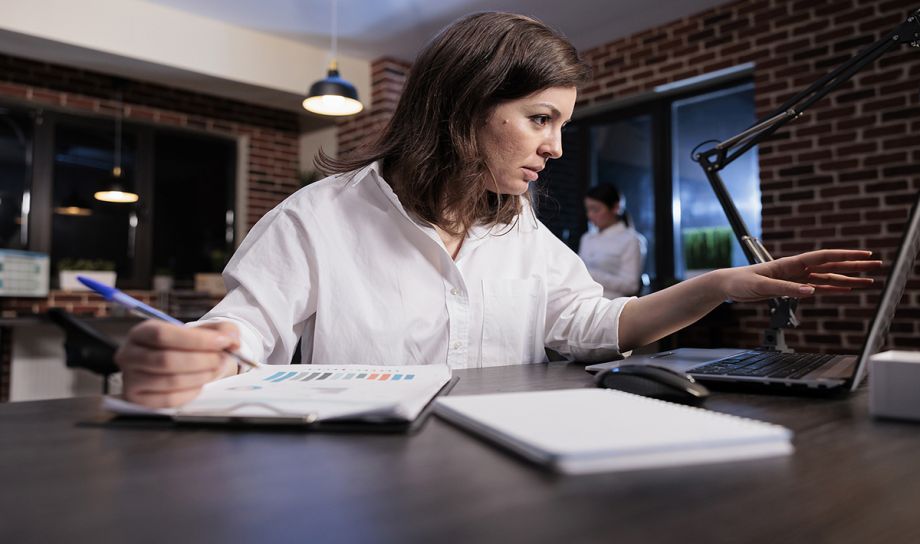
[46,308,119,377]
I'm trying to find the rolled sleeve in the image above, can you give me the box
[195,203,318,365]
[541,228,635,362]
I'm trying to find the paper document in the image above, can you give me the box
[105,364,452,424]
[435,388,793,474]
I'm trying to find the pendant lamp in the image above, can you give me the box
[95,90,139,204]
[54,190,93,216]
[302,0,363,116]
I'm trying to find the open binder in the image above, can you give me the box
[105,364,455,433]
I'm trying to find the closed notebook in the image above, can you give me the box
[434,388,793,474]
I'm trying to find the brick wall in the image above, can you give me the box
[337,57,411,157]
[0,290,155,318]
[0,3,912,357]
[0,52,303,318]
[0,52,301,228]
[339,1,920,354]
[576,0,920,353]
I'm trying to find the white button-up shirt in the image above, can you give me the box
[578,222,647,298]
[198,162,633,369]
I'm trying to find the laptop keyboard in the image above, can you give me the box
[690,351,838,380]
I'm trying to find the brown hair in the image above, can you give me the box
[317,12,591,235]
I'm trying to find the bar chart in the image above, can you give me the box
[262,370,416,383]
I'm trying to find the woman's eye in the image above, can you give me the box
[531,115,551,126]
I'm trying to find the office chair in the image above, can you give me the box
[46,308,120,394]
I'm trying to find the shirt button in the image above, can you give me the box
[450,288,459,296]
[452,341,462,350]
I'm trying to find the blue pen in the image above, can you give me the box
[77,275,262,370]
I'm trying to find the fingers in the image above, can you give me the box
[123,365,226,393]
[115,342,227,374]
[812,285,857,293]
[770,279,816,298]
[807,272,875,288]
[115,320,242,408]
[731,276,816,302]
[123,387,206,410]
[796,249,875,266]
[198,321,242,351]
[806,260,883,274]
[731,250,881,303]
[129,320,236,351]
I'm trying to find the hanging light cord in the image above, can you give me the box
[114,89,123,174]
[332,0,339,62]
[330,0,338,67]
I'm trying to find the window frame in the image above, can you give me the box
[3,101,238,290]
[568,75,755,287]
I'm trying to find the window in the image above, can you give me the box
[153,130,236,279]
[0,108,32,249]
[541,78,759,286]
[0,103,237,289]
[589,115,656,281]
[51,119,139,280]
[671,83,760,278]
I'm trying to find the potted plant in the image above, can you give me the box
[194,248,228,296]
[682,227,733,278]
[58,258,116,291]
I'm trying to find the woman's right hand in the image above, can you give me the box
[114,320,241,408]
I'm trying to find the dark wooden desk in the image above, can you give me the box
[2,363,920,543]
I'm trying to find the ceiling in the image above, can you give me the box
[145,0,728,61]
[1,0,729,124]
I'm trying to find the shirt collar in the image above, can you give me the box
[601,222,627,235]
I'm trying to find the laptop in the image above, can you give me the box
[586,195,920,395]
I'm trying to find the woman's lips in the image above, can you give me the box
[522,167,539,182]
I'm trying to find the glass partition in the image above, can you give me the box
[590,115,656,283]
[51,120,138,279]
[0,108,32,249]
[671,83,760,279]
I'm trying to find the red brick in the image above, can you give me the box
[0,81,28,98]
[838,197,880,209]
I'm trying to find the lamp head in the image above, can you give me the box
[94,166,139,204]
[303,63,363,116]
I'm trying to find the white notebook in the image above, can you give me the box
[435,388,793,474]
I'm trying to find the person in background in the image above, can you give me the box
[579,183,647,298]
[112,12,881,408]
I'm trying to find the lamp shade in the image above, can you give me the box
[303,68,363,116]
[55,190,93,216]
[94,166,139,204]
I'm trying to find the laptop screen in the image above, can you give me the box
[848,194,920,392]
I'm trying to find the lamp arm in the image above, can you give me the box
[699,9,920,173]
[690,8,920,350]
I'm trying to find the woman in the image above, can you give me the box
[579,183,647,298]
[115,12,879,408]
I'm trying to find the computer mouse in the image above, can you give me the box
[595,364,710,405]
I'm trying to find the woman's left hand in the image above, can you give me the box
[717,249,883,303]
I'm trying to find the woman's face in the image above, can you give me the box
[584,197,619,230]
[477,86,577,195]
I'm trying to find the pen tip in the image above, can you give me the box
[77,275,117,299]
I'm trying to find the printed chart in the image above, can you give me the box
[262,370,416,383]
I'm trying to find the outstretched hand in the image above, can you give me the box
[720,249,883,303]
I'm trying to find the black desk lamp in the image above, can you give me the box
[693,7,920,352]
